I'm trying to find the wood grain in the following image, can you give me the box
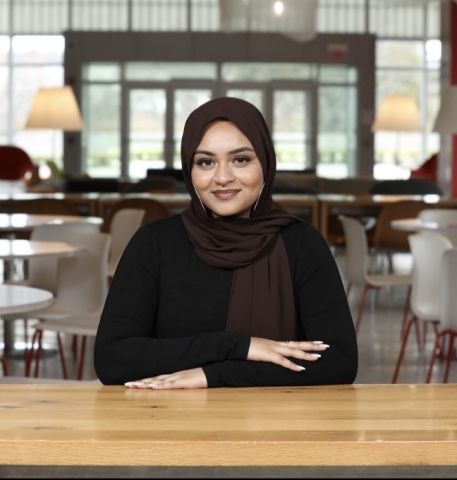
[1,384,456,466]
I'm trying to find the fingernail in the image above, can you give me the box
[313,341,323,344]
[320,344,330,348]
[310,353,321,359]
[297,366,306,371]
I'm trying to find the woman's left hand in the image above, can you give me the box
[124,367,208,389]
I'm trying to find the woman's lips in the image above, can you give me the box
[212,189,241,200]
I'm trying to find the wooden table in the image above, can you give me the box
[318,193,457,241]
[0,192,100,216]
[98,193,320,227]
[0,384,456,476]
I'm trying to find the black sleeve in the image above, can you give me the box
[201,224,358,387]
[94,226,250,385]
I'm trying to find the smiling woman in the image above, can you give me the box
[94,97,358,390]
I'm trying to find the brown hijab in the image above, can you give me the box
[181,97,299,341]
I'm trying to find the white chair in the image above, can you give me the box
[391,231,453,383]
[107,208,145,279]
[2,222,101,346]
[418,209,457,245]
[426,248,457,383]
[24,230,111,380]
[339,215,411,334]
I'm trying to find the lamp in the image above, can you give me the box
[372,95,422,174]
[372,95,421,132]
[432,86,457,134]
[25,86,83,131]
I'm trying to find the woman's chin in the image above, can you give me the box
[209,204,251,218]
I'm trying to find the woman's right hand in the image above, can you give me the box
[247,338,329,372]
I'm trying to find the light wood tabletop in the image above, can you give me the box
[0,383,456,468]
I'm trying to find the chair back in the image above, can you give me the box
[108,208,145,276]
[0,146,35,180]
[339,215,369,286]
[54,231,111,314]
[440,248,457,331]
[372,200,428,251]
[28,222,101,294]
[102,197,169,232]
[408,232,452,320]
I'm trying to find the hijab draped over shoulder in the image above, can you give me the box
[181,97,300,341]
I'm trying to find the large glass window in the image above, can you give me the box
[0,36,9,143]
[11,36,65,174]
[129,88,166,177]
[125,62,217,81]
[82,84,121,177]
[318,85,357,177]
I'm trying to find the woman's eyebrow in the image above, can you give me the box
[194,146,255,156]
[194,149,214,156]
[229,147,255,154]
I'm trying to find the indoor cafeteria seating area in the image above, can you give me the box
[1,1,457,477]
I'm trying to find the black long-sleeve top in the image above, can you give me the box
[94,215,357,387]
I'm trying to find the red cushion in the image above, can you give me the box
[0,146,35,180]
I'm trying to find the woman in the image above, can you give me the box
[94,97,357,389]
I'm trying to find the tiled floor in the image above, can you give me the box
[1,251,456,384]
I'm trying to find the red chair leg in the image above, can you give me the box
[426,332,443,383]
[443,334,456,384]
[33,330,44,378]
[392,315,417,383]
[400,285,411,338]
[25,329,40,377]
[1,356,8,376]
[355,284,371,334]
[77,336,87,381]
[56,333,68,380]
[23,319,28,345]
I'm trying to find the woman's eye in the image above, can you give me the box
[195,158,214,168]
[233,156,251,165]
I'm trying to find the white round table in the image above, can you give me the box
[0,213,102,232]
[0,284,53,315]
[0,239,82,357]
[391,218,457,232]
[0,239,82,261]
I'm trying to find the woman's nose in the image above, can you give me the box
[213,163,235,185]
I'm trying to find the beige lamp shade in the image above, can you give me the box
[372,95,422,132]
[433,86,457,134]
[25,86,83,131]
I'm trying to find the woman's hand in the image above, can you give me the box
[247,338,329,372]
[124,367,208,390]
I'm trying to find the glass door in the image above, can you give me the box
[270,81,317,171]
[125,86,167,178]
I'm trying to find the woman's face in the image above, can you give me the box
[191,120,264,218]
